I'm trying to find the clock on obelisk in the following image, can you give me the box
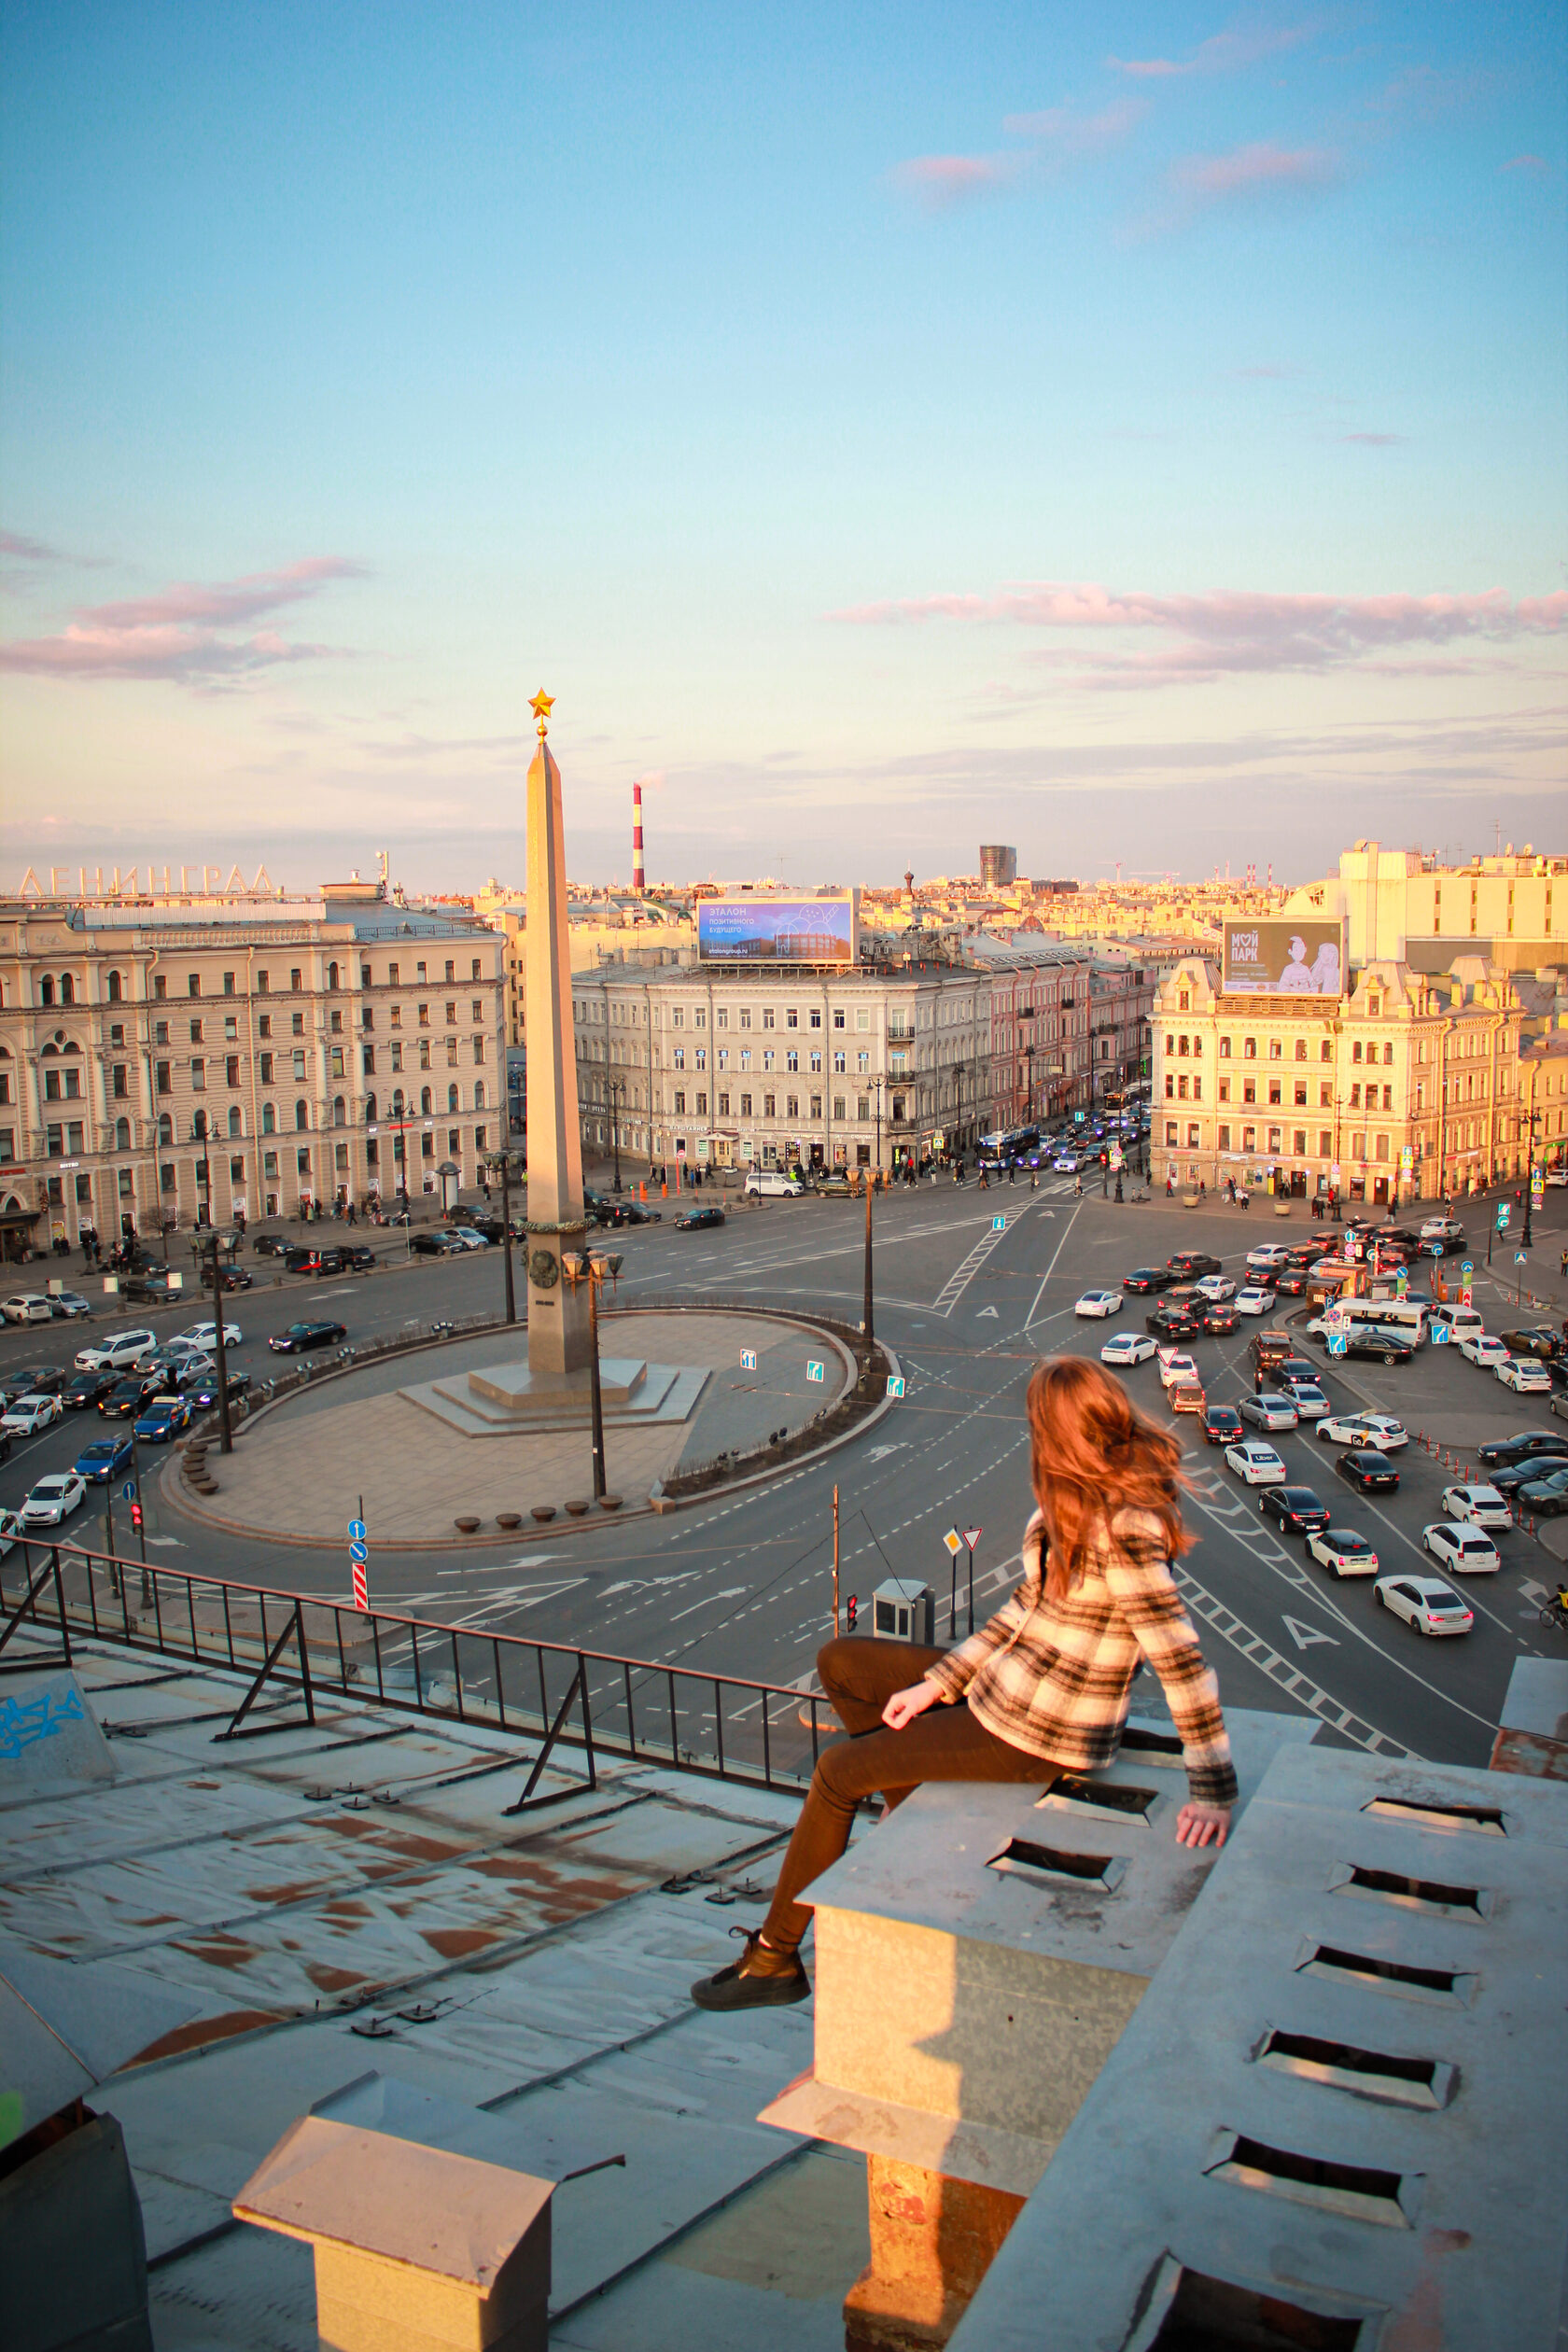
[523,692,593,1380]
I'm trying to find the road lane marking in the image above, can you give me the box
[1171,1561,1416,1756]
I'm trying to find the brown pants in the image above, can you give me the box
[762,1636,1058,1952]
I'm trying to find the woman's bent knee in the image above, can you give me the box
[817,1636,861,1688]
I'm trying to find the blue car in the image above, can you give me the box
[74,1434,134,1483]
[134,1394,191,1444]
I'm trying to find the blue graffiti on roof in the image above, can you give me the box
[0,1683,87,1759]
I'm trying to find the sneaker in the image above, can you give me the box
[691,1928,810,2011]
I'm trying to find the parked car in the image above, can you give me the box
[744,1171,804,1197]
[1121,1267,1175,1294]
[1306,1527,1379,1577]
[1476,1428,1567,1469]
[75,1434,134,1483]
[1100,1332,1158,1369]
[340,1246,377,1269]
[439,1228,491,1251]
[119,1270,183,1304]
[1440,1483,1511,1532]
[601,1202,662,1227]
[1422,1521,1501,1575]
[0,1507,25,1558]
[75,1329,158,1374]
[135,1394,194,1443]
[47,1292,93,1319]
[1225,1438,1288,1486]
[2,1294,58,1324]
[1167,1252,1222,1281]
[1234,1287,1277,1317]
[268,1321,348,1354]
[675,1206,726,1231]
[201,1264,254,1293]
[1074,1289,1123,1319]
[1239,1393,1298,1433]
[64,1368,119,1410]
[1313,1328,1416,1365]
[1200,1405,1243,1446]
[2,1393,64,1436]
[1260,1486,1332,1536]
[101,1374,162,1418]
[20,1473,87,1528]
[1375,1575,1473,1635]
[1516,1466,1568,1517]
[1498,1356,1552,1395]
[410,1231,463,1255]
[1337,1448,1399,1493]
[1316,1412,1407,1450]
[1490,1454,1568,1497]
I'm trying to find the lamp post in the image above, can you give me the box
[483,1146,525,1324]
[1521,1060,1539,1250]
[561,1247,623,1500]
[607,1075,625,1194]
[953,1060,964,1162]
[1023,1042,1035,1132]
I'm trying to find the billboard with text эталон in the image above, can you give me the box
[1222,918,1346,999]
[697,894,858,962]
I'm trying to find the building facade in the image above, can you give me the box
[572,945,1095,1173]
[0,887,506,1251]
[1151,955,1529,1206]
[1283,842,1568,973]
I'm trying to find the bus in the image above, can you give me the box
[1308,1296,1428,1349]
[977,1125,1040,1166]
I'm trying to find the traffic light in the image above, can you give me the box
[130,1501,143,1531]
[846,1594,858,1631]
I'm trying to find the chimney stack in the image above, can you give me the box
[632,782,646,893]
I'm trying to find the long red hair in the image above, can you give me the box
[1027,1355,1194,1598]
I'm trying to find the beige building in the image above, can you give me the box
[476,889,695,1048]
[1284,842,1568,973]
[0,883,505,1253]
[1152,955,1529,1207]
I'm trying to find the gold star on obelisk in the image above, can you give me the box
[529,688,554,738]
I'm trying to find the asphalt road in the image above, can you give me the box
[4,1181,1567,1770]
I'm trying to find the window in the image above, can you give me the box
[1320,1039,1332,1061]
[1178,1034,1188,1057]
[1242,1079,1256,1105]
[160,1162,175,1193]
[718,1090,730,1116]
[786,1050,798,1073]
[833,1050,846,1074]
[1294,1083,1307,1107]
[1268,1082,1281,1107]
[157,1113,173,1147]
[260,1053,274,1085]
[155,1060,172,1095]
[444,960,455,984]
[694,1008,706,1029]
[420,1087,433,1115]
[739,1008,751,1029]
[472,959,482,982]
[298,1147,312,1174]
[109,1024,124,1046]
[763,1091,776,1117]
[857,1008,871,1032]
[190,1058,205,1091]
[1382,1085,1393,1112]
[443,1001,455,1026]
[292,1049,306,1082]
[674,1047,686,1071]
[786,1008,799,1029]
[1218,1124,1231,1151]
[1178,1075,1188,1099]
[1218,1037,1231,1058]
[289,1009,303,1037]
[673,1007,684,1029]
[740,1091,752,1115]
[1218,1078,1230,1103]
[1352,1041,1364,1064]
[188,973,201,998]
[1165,1120,1178,1146]
[294,1100,309,1131]
[1319,1083,1332,1108]
[833,1009,846,1029]
[259,1013,272,1039]
[674,1090,686,1114]
[1295,1038,1308,1061]
[290,969,301,991]
[1243,1038,1256,1059]
[189,1016,203,1043]
[114,1116,131,1151]
[696,1091,707,1114]
[1351,1083,1362,1109]
[833,1094,847,1120]
[1267,1127,1281,1152]
[1368,996,1381,1017]
[1383,1043,1393,1066]
[1165,1074,1175,1099]
[330,1046,345,1078]
[256,970,269,993]
[107,971,123,1003]
[1319,1130,1332,1156]
[1187,1123,1200,1148]
[153,973,168,1001]
[228,1107,241,1138]
[1268,1039,1282,1060]
[261,1102,275,1134]
[1193,1077,1202,1101]
[447,1084,458,1113]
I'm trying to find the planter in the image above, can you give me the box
[530,1505,557,1522]
[564,1499,591,1518]
[496,1511,522,1530]
[1274,1201,1292,1217]
[454,1515,481,1533]
[1183,1193,1199,1209]
[599,1494,623,1512]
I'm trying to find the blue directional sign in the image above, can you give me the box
[121,1480,136,1500]
[1327,1335,1349,1356]
[1460,1260,1474,1278]
[349,1539,369,1565]
[992,1214,1006,1232]
[1430,1322,1449,1345]
[1496,1203,1509,1231]
[886,1375,906,1399]
[740,1349,758,1371]
[806,1360,825,1383]
[347,1518,367,1541]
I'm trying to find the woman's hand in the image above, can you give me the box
[882,1677,946,1731]
[1174,1801,1231,1849]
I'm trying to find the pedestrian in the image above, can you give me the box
[1198,1179,1206,1201]
[690,1355,1238,2012]
[1008,1163,1015,1186]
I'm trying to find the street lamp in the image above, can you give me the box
[953,1061,964,1161]
[560,1247,623,1500]
[190,1112,211,1231]
[483,1145,525,1325]
[1022,1042,1035,1130]
[606,1074,625,1194]
[1521,1060,1540,1249]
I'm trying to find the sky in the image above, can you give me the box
[2,2,1564,895]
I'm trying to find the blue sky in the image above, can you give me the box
[2,2,1563,891]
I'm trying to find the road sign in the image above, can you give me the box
[886,1375,905,1399]
[992,1214,1006,1232]
[1460,1286,1473,1308]
[121,1480,136,1500]
[740,1348,758,1371]
[1109,1144,1123,1170]
[348,1517,367,1541]
[943,1528,963,1556]
[1496,1203,1510,1230]
[1430,1322,1449,1345]
[349,1540,369,1565]
[1327,1335,1349,1356]
[1514,1250,1527,1266]
[1460,1260,1474,1278]
[961,1526,982,1552]
[351,1562,369,1613]
[806,1360,825,1383]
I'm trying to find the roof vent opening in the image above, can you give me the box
[1131,2262,1377,2352]
[1037,1774,1159,1824]
[1361,1797,1506,1836]
[1256,2028,1454,2110]
[1205,2134,1414,2228]
[1332,1863,1488,1920]
[1297,1944,1477,2008]
[987,1837,1125,1893]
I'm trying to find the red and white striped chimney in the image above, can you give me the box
[632,781,646,892]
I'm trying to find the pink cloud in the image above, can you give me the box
[999,99,1147,154]
[2,530,63,562]
[1501,153,1550,175]
[1109,21,1319,77]
[0,556,364,684]
[1340,431,1405,445]
[827,580,1568,690]
[1173,141,1340,205]
[889,154,1014,210]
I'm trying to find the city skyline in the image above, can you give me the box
[3,3,1563,889]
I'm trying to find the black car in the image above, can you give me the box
[675,1206,726,1230]
[1261,1485,1333,1536]
[1167,1252,1222,1281]
[120,1271,182,1303]
[1147,1303,1204,1341]
[101,1372,161,1418]
[1476,1428,1566,1469]
[11,1365,71,1397]
[601,1201,662,1227]
[1200,1405,1244,1446]
[64,1368,119,1409]
[1272,1269,1310,1296]
[253,1232,292,1256]
[1491,1454,1568,1497]
[1420,1225,1467,1257]
[340,1245,376,1269]
[1201,1303,1240,1336]
[1500,1327,1568,1364]
[268,1321,348,1354]
[1315,1329,1415,1365]
[201,1264,254,1292]
[188,1370,252,1410]
[1517,1466,1568,1516]
[1337,1448,1399,1493]
[1123,1267,1176,1294]
[409,1231,462,1256]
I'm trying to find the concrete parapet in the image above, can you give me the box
[1489,1654,1568,1779]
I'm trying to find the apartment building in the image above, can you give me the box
[1284,841,1568,973]
[0,886,506,1251]
[1151,955,1529,1205]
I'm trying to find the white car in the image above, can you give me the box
[1245,1244,1295,1272]
[177,1322,242,1352]
[1195,1275,1236,1302]
[1316,1412,1407,1450]
[1052,1153,1081,1174]
[1546,1169,1568,1188]
[2,1393,64,1436]
[0,1507,22,1559]
[1498,1357,1551,1394]
[1375,1574,1473,1635]
[1225,1438,1289,1486]
[1307,1526,1379,1577]
[1157,1351,1200,1390]
[1441,1483,1511,1532]
[1101,1332,1158,1367]
[75,1328,158,1373]
[2,1294,57,1324]
[1235,1287,1277,1316]
[745,1170,804,1197]
[1074,1289,1123,1319]
[443,1228,489,1250]
[20,1472,87,1529]
[1422,1521,1502,1575]
[1457,1333,1508,1368]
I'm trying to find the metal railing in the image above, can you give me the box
[0,1536,833,1799]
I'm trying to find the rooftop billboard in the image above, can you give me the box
[1222,917,1346,1000]
[697,893,857,963]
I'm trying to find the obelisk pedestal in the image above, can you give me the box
[523,693,593,1383]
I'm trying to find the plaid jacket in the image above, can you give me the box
[923,1505,1239,1808]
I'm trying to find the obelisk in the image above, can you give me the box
[523,692,592,1380]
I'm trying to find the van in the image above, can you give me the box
[1429,1303,1484,1342]
[75,1328,158,1374]
[744,1171,804,1197]
[1251,1328,1297,1373]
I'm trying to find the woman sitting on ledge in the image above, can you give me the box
[693,1354,1239,2011]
